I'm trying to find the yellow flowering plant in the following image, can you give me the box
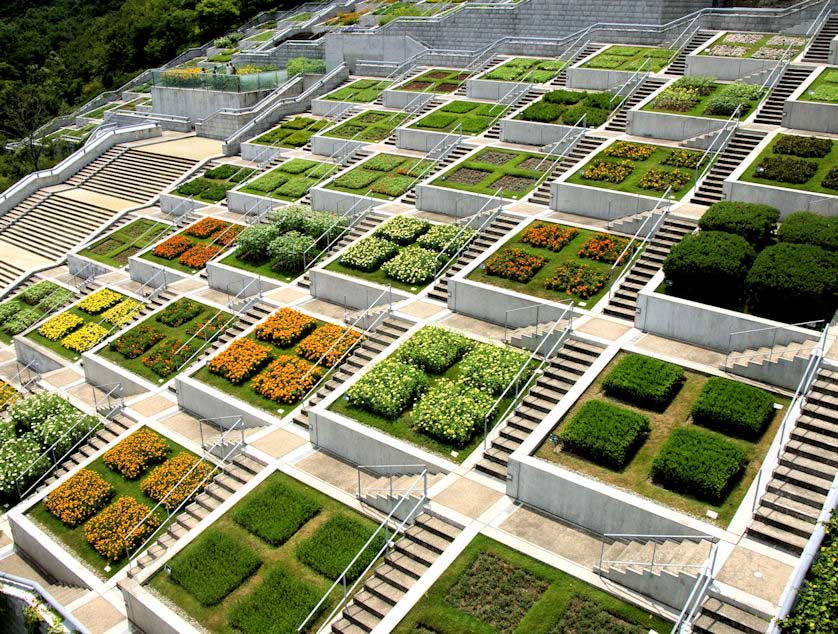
[101,299,143,326]
[76,289,123,315]
[62,322,108,353]
[39,313,83,341]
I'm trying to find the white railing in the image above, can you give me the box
[302,195,375,270]
[725,320,826,367]
[598,533,716,572]
[0,572,91,634]
[609,58,650,110]
[671,542,721,633]
[692,104,743,188]
[432,199,502,281]
[356,464,427,498]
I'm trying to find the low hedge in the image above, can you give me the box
[602,354,684,410]
[697,202,780,247]
[559,400,651,470]
[651,427,746,504]
[296,514,384,582]
[773,134,833,158]
[777,211,838,251]
[395,326,473,374]
[691,376,775,440]
[232,480,321,545]
[169,530,261,606]
[347,360,428,419]
[754,156,818,185]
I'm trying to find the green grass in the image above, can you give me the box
[394,534,671,634]
[26,304,125,362]
[28,431,192,578]
[324,258,425,293]
[324,154,433,201]
[409,101,508,134]
[700,32,807,59]
[739,134,838,195]
[641,82,763,119]
[323,79,392,103]
[431,146,549,199]
[240,159,337,202]
[534,352,789,526]
[467,223,630,308]
[800,68,838,104]
[252,117,329,148]
[582,45,676,72]
[248,30,275,42]
[480,57,566,83]
[149,471,380,634]
[321,110,410,141]
[85,102,120,120]
[79,218,173,269]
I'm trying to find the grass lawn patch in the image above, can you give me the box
[801,68,838,104]
[642,78,765,119]
[240,158,337,202]
[535,351,788,526]
[602,353,684,410]
[0,281,76,345]
[582,45,676,72]
[321,110,410,141]
[432,146,549,199]
[396,68,470,93]
[323,79,392,103]
[701,32,806,59]
[296,514,385,581]
[325,153,433,200]
[140,217,242,275]
[149,471,381,634]
[515,89,618,127]
[393,534,670,634]
[233,479,322,545]
[566,141,702,200]
[252,116,330,147]
[739,133,838,195]
[79,218,173,269]
[467,221,631,307]
[481,57,566,83]
[174,165,256,203]
[410,101,508,134]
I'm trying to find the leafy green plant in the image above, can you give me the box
[346,359,428,418]
[228,566,322,634]
[286,57,326,77]
[339,236,399,272]
[773,134,833,158]
[413,379,494,445]
[691,377,775,440]
[296,514,384,581]
[602,354,685,410]
[396,326,473,374]
[375,216,430,245]
[267,231,315,273]
[381,245,438,284]
[458,343,529,395]
[697,201,780,247]
[235,225,280,263]
[777,211,838,251]
[233,479,321,545]
[755,156,818,184]
[559,400,651,470]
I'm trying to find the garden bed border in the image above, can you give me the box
[782,66,838,134]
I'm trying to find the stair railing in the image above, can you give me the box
[197,415,246,457]
[297,468,428,633]
[692,104,743,187]
[356,464,427,499]
[92,382,125,419]
[671,541,720,633]
[72,262,100,292]
[725,319,825,368]
[394,122,467,200]
[801,1,832,56]
[0,572,91,634]
[609,58,650,110]
[484,302,574,451]
[664,15,701,68]
[5,360,41,399]
[432,196,503,282]
[598,533,716,573]
[301,195,376,271]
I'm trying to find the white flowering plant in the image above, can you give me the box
[381,246,439,285]
[374,216,431,245]
[340,237,399,272]
[396,326,474,374]
[458,343,532,396]
[413,379,494,445]
[417,224,476,255]
[346,359,428,419]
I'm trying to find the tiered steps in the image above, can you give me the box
[690,128,766,206]
[801,13,838,63]
[0,553,87,608]
[752,66,815,126]
[382,98,441,147]
[128,452,266,577]
[747,368,838,554]
[0,190,51,233]
[596,537,710,578]
[475,336,605,480]
[528,135,607,206]
[604,76,668,132]
[0,261,26,293]
[400,143,474,206]
[721,340,814,375]
[290,316,412,429]
[664,30,716,76]
[549,43,604,87]
[693,596,771,634]
[330,512,460,634]
[603,215,696,320]
[426,214,520,303]
[483,90,545,140]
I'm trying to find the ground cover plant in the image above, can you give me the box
[323,78,392,103]
[397,68,470,93]
[295,514,385,581]
[174,164,256,203]
[393,534,670,634]
[516,89,618,127]
[0,280,75,345]
[252,116,330,148]
[701,32,806,59]
[644,77,765,118]
[801,68,838,104]
[79,218,173,269]
[582,45,676,72]
[321,110,411,141]
[149,471,381,634]
[740,133,838,194]
[481,56,566,83]
[333,325,530,460]
[99,297,232,384]
[410,101,508,135]
[325,153,433,200]
[566,141,702,200]
[141,217,243,274]
[240,158,336,202]
[432,146,549,199]
[469,220,631,306]
[535,351,786,525]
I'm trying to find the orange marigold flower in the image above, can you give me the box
[103,428,169,479]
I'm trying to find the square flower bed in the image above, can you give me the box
[739,133,838,195]
[481,57,566,83]
[409,101,508,135]
[99,297,232,384]
[251,116,330,148]
[239,158,337,202]
[141,217,243,274]
[566,141,702,200]
[79,218,173,269]
[174,165,257,203]
[700,32,806,59]
[582,45,676,72]
[642,76,765,119]
[325,153,433,200]
[431,146,549,199]
[0,280,75,344]
[515,89,618,127]
[801,68,838,104]
[321,110,411,142]
[149,471,382,633]
[396,68,470,93]
[469,220,631,306]
[323,79,392,103]
[331,325,531,460]
[535,351,787,525]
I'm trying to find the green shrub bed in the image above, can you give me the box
[240,158,336,202]
[323,79,392,103]
[697,201,779,247]
[325,153,433,200]
[741,133,838,194]
[322,110,410,141]
[582,45,676,72]
[432,146,549,199]
[481,57,566,83]
[296,514,385,581]
[602,353,684,410]
[410,101,508,134]
[643,77,764,118]
[559,400,651,470]
[397,68,470,93]
[79,218,173,269]
[175,164,256,203]
[516,89,618,127]
[777,211,837,251]
[691,377,775,440]
[801,67,838,104]
[252,116,329,147]
[701,32,806,59]
[233,479,322,545]
[0,281,75,344]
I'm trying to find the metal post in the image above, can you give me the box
[652,541,658,568]
[199,420,205,450]
[598,540,605,574]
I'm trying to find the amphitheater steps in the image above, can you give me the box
[801,13,838,63]
[604,76,669,132]
[752,66,815,126]
[690,128,766,206]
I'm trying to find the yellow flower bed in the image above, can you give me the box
[62,322,109,353]
[39,313,83,341]
[141,453,215,511]
[76,289,123,314]
[101,299,143,326]
[45,469,114,527]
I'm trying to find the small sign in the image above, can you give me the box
[104,565,111,573]
[578,302,587,307]
[773,403,783,410]
[705,509,718,520]
[450,450,459,458]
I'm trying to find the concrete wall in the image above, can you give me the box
[241,140,285,163]
[831,35,838,65]
[81,352,151,397]
[626,109,728,142]
[205,261,284,296]
[382,89,436,110]
[783,98,838,135]
[723,178,838,218]
[310,134,366,159]
[395,126,457,152]
[448,278,571,328]
[151,86,273,122]
[310,97,355,117]
[415,184,502,218]
[119,579,199,634]
[176,375,273,428]
[466,78,526,101]
[127,256,187,287]
[158,193,205,215]
[602,566,700,612]
[550,181,662,219]
[67,253,111,279]
[7,514,93,589]
[324,33,427,73]
[308,268,412,310]
[684,54,774,83]
[13,337,64,375]
[565,67,636,91]
[309,186,379,214]
[500,119,576,146]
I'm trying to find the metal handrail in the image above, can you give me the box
[609,58,650,107]
[671,542,720,633]
[433,200,502,278]
[0,572,91,634]
[92,382,125,418]
[759,40,796,93]
[725,319,825,367]
[356,463,427,498]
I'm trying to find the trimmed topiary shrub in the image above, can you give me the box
[777,212,838,251]
[691,377,775,440]
[559,400,650,470]
[772,134,833,159]
[602,354,684,410]
[697,202,780,247]
[744,243,838,322]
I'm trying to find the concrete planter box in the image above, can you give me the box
[81,351,153,397]
[13,335,65,375]
[309,185,380,214]
[241,140,284,163]
[783,68,838,134]
[448,277,573,328]
[415,183,504,219]
[308,267,412,310]
[500,119,576,146]
[564,67,636,91]
[128,255,188,287]
[310,97,355,117]
[205,260,284,296]
[550,181,661,220]
[466,78,528,101]
[626,109,728,142]
[310,134,366,159]
[723,178,837,218]
[381,89,435,110]
[684,54,774,84]
[67,253,112,278]
[159,193,204,215]
[176,375,276,429]
[119,579,199,634]
[395,126,455,152]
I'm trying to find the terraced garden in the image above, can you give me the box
[324,153,433,201]
[141,217,243,274]
[582,45,676,72]
[79,218,173,269]
[409,101,508,134]
[0,281,75,345]
[480,57,566,83]
[321,110,411,141]
[642,76,765,119]
[323,79,392,103]
[739,133,838,194]
[431,147,550,199]
[239,158,338,202]
[515,89,617,126]
[396,68,470,93]
[801,68,838,103]
[700,32,806,59]
[251,117,330,148]
[174,165,256,203]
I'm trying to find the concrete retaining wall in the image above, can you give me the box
[151,85,273,122]
[831,35,838,65]
[13,336,64,375]
[324,33,427,73]
[205,260,284,296]
[783,98,838,135]
[119,579,199,634]
[309,186,379,214]
[382,89,435,110]
[310,97,355,117]
[176,375,273,428]
[67,253,111,279]
[550,181,661,219]
[127,256,188,287]
[684,54,773,83]
[500,119,576,146]
[448,278,571,327]
[723,178,838,218]
[395,126,453,152]
[602,566,699,611]
[81,352,151,397]
[466,78,525,101]
[310,134,366,159]
[159,193,205,215]
[241,140,285,163]
[626,109,727,142]
[7,514,93,589]
[565,67,636,91]
[415,183,500,218]
[308,268,412,310]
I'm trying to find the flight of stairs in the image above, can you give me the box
[400,143,474,206]
[752,66,815,126]
[664,30,717,76]
[528,135,608,206]
[604,76,668,132]
[382,98,441,147]
[690,128,766,206]
[483,90,545,140]
[801,13,838,63]
[475,335,605,480]
[426,214,520,303]
[0,261,26,293]
[692,596,771,634]
[0,553,87,608]
[549,43,604,87]
[720,340,815,382]
[603,215,696,321]
[330,512,460,634]
[747,367,838,555]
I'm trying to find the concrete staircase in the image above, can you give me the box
[426,213,520,303]
[128,452,266,578]
[664,30,716,76]
[330,512,460,634]
[549,43,605,87]
[0,552,87,608]
[475,335,605,480]
[0,261,26,293]
[747,368,838,554]
[693,596,771,634]
[752,66,815,126]
[528,135,608,206]
[801,12,837,63]
[483,90,545,140]
[604,76,668,133]
[721,340,815,381]
[690,128,766,206]
[602,215,696,321]
[400,143,474,206]
[290,315,412,429]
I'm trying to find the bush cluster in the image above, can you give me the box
[691,377,775,440]
[346,359,428,419]
[697,202,780,247]
[457,343,529,396]
[396,326,473,374]
[777,211,837,251]
[559,400,650,470]
[754,156,818,184]
[602,354,684,410]
[413,379,494,445]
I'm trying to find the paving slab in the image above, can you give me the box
[634,333,725,369]
[433,476,503,519]
[57,187,135,212]
[134,136,224,161]
[301,298,347,322]
[576,317,631,341]
[265,285,308,305]
[548,210,609,230]
[716,546,793,605]
[42,367,84,389]
[128,393,177,418]
[439,313,504,343]
[72,596,126,634]
[251,427,308,459]
[400,300,446,320]
[296,450,375,495]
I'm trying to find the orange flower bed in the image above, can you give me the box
[184,217,228,238]
[214,224,243,247]
[208,338,273,384]
[103,428,169,479]
[485,248,546,283]
[298,324,362,367]
[521,223,579,252]
[153,235,193,260]
[251,355,323,404]
[44,469,114,527]
[185,313,229,341]
[254,308,317,347]
[577,233,631,264]
[84,496,160,561]
[179,244,222,269]
[141,453,215,511]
